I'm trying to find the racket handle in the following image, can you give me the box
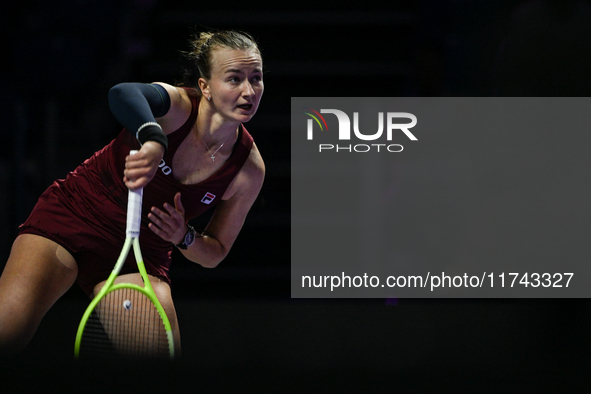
[126,150,144,237]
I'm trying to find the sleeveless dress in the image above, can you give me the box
[19,88,254,295]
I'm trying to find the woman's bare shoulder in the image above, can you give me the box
[152,82,195,134]
[222,142,265,201]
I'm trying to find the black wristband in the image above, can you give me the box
[136,122,168,153]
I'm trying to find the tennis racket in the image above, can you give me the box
[74,150,175,359]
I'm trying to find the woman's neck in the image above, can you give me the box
[196,100,240,147]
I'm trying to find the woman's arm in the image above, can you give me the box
[110,82,193,189]
[151,83,193,134]
[108,83,171,135]
[108,82,193,134]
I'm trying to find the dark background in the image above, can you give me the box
[2,0,591,391]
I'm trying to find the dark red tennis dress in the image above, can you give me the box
[19,89,254,295]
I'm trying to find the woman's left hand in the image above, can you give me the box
[148,192,187,245]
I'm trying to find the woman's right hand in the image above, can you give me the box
[123,141,165,190]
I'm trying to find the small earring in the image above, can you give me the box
[207,96,211,101]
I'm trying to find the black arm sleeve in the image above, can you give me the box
[108,83,171,150]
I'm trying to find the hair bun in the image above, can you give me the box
[177,30,261,92]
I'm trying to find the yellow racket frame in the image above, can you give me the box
[74,150,174,359]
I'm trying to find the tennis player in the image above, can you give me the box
[0,30,265,356]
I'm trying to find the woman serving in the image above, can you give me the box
[0,30,265,356]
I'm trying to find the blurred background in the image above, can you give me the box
[2,0,591,390]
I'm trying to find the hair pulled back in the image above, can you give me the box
[178,29,261,93]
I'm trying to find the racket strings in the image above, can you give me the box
[80,288,169,358]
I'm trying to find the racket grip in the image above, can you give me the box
[126,150,144,237]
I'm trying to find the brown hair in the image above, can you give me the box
[178,29,261,92]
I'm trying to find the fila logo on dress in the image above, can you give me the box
[201,192,216,204]
[159,159,216,205]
